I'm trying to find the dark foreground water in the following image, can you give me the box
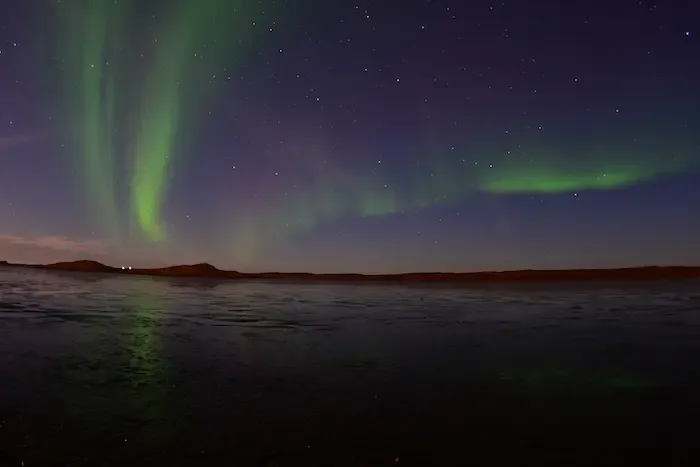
[1,269,699,466]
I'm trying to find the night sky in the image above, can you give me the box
[0,0,698,273]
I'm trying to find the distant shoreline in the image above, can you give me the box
[1,259,699,283]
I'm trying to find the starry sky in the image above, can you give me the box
[0,0,698,273]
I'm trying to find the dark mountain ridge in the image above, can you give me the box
[1,260,699,283]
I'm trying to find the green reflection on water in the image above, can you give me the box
[498,367,651,391]
[122,281,177,449]
[127,290,165,388]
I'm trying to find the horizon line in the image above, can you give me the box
[2,259,700,283]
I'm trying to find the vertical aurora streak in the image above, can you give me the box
[131,0,262,241]
[56,0,270,241]
[60,0,130,237]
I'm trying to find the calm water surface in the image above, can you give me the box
[1,268,699,465]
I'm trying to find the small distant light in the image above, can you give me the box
[121,266,125,270]
[128,266,132,270]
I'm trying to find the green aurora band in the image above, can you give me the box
[60,0,129,237]
[131,0,263,241]
[58,0,268,241]
[53,2,697,262]
[227,138,697,262]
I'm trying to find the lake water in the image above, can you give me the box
[0,268,699,466]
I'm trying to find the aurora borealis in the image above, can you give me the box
[0,0,698,272]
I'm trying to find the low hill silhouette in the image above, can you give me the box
[44,260,117,272]
[1,259,699,284]
[138,263,237,277]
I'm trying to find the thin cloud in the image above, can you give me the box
[0,235,109,255]
[0,132,45,153]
